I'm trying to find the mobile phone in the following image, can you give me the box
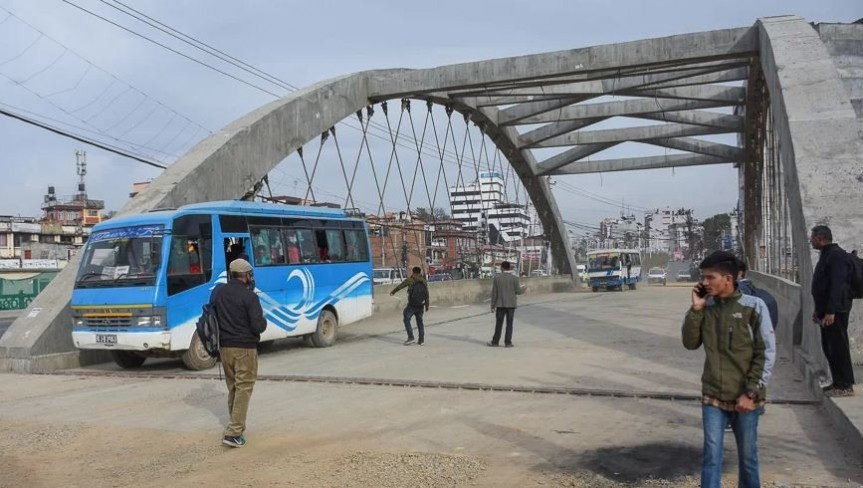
[695,284,708,298]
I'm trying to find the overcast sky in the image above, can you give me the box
[0,0,860,227]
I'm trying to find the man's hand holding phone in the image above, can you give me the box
[691,283,708,310]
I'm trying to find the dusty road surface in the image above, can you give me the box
[1,287,862,487]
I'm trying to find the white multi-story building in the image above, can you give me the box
[644,208,694,254]
[449,171,530,244]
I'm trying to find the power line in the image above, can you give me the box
[68,0,467,166]
[0,105,166,169]
[58,0,283,98]
[0,4,212,164]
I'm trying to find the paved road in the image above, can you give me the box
[2,287,861,487]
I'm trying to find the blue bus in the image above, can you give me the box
[71,201,373,370]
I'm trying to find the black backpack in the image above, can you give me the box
[195,303,220,358]
[196,285,223,358]
[408,280,428,307]
[849,252,863,300]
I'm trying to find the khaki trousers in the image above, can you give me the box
[221,347,258,437]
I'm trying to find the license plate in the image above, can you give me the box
[96,334,117,345]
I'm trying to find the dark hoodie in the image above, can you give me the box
[210,279,267,348]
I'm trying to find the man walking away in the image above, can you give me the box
[488,261,526,348]
[810,225,855,397]
[737,259,779,330]
[210,258,267,447]
[390,266,429,345]
[682,251,776,488]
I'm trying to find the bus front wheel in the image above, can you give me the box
[311,310,338,348]
[111,350,146,369]
[181,333,217,370]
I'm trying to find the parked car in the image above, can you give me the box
[530,269,549,277]
[676,269,692,282]
[373,268,406,285]
[427,273,452,282]
[647,267,667,285]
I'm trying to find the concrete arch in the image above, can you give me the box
[125,71,576,276]
[755,16,863,367]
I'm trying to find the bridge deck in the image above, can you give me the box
[1,287,861,486]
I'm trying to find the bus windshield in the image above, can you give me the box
[588,252,620,270]
[75,225,165,288]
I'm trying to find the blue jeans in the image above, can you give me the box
[702,404,761,488]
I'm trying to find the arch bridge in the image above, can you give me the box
[2,15,861,373]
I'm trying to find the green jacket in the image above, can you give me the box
[682,290,776,402]
[392,275,429,306]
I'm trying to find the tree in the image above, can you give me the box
[414,207,450,221]
[701,213,731,253]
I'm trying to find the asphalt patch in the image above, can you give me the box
[579,442,701,483]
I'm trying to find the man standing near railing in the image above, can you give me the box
[810,225,855,397]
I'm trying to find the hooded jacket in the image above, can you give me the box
[682,290,777,402]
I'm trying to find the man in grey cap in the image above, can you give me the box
[209,258,267,447]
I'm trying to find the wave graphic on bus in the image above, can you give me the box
[211,269,371,331]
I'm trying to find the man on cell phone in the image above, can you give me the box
[682,251,776,487]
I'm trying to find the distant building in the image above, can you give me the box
[449,171,530,244]
[41,186,104,227]
[425,219,477,272]
[366,213,428,271]
[129,181,151,198]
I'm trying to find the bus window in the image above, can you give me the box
[344,229,369,262]
[283,229,301,264]
[295,228,319,263]
[314,229,331,262]
[324,229,346,262]
[251,227,285,266]
[168,215,212,295]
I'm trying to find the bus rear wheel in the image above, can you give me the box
[181,333,217,370]
[111,350,146,369]
[311,310,338,348]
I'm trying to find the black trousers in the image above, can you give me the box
[821,312,856,389]
[492,307,515,345]
[403,305,424,342]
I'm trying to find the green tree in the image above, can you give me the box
[701,213,731,253]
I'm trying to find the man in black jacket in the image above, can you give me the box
[810,225,855,397]
[210,258,267,446]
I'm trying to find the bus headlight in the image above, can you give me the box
[137,315,164,327]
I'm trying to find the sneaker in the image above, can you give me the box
[725,422,733,432]
[222,435,246,448]
[505,343,514,348]
[404,338,415,345]
[825,387,855,398]
[418,341,424,346]
[486,341,499,347]
[822,383,836,393]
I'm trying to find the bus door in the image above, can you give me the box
[223,235,252,272]
[165,214,215,350]
[249,226,290,340]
